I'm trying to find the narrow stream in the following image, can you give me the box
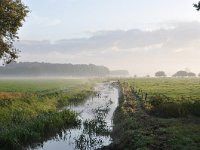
[33,82,119,150]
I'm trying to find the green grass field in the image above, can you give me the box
[124,77,200,99]
[121,78,200,117]
[0,78,90,92]
[109,78,200,150]
[0,78,97,149]
[1,77,200,149]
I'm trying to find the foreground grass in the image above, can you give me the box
[0,78,96,149]
[104,80,200,150]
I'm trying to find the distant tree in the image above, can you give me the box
[194,1,200,11]
[155,71,166,77]
[173,71,188,77]
[173,71,196,77]
[187,72,196,77]
[0,0,29,64]
[198,73,200,77]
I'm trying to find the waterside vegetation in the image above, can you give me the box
[0,78,96,149]
[104,78,200,150]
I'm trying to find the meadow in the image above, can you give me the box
[108,78,200,150]
[126,78,200,99]
[122,78,200,117]
[1,77,200,150]
[0,78,96,149]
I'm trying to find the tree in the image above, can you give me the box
[194,1,200,11]
[155,71,166,77]
[187,72,196,77]
[173,71,196,77]
[173,71,188,77]
[0,0,28,64]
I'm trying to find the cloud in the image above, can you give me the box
[15,21,200,75]
[17,21,200,53]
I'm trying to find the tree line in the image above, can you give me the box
[155,71,199,77]
[0,62,110,77]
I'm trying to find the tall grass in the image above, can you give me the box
[147,95,200,117]
[0,110,77,150]
[0,78,96,149]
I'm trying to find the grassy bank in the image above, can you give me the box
[105,79,200,150]
[0,78,96,149]
[125,78,200,117]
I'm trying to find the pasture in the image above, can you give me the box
[126,77,200,99]
[122,78,200,117]
[110,78,200,149]
[0,78,90,92]
[0,78,96,149]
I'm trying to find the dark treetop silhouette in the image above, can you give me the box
[0,62,110,77]
[155,71,166,77]
[194,1,200,11]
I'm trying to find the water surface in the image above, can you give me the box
[34,82,119,150]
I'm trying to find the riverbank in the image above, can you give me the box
[0,79,95,150]
[36,81,119,150]
[104,81,200,150]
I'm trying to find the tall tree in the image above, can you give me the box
[0,0,28,64]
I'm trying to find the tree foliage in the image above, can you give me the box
[0,0,28,64]
[194,1,200,11]
[0,62,110,77]
[187,72,196,77]
[173,71,196,77]
[173,71,187,77]
[155,71,166,77]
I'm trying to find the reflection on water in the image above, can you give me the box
[33,82,119,150]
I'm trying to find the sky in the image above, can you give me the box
[15,0,200,76]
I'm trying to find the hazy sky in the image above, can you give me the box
[16,0,200,76]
